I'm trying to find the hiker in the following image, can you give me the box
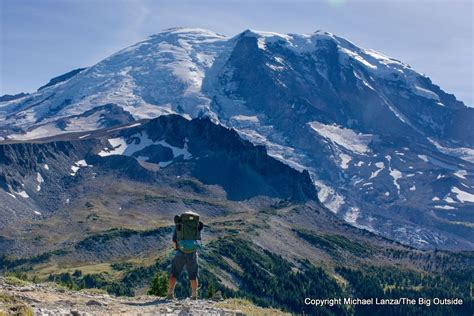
[167,211,204,300]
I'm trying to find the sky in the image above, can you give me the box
[1,0,473,106]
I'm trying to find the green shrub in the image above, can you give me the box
[207,282,215,298]
[4,276,29,287]
[148,271,168,296]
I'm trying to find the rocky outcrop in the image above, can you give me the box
[38,68,87,91]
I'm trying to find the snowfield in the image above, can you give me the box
[308,121,372,154]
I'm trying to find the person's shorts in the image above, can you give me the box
[170,250,198,280]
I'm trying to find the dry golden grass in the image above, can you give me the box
[0,292,33,316]
[214,298,290,316]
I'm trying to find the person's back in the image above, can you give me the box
[167,211,203,300]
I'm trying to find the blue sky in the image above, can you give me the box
[1,0,473,105]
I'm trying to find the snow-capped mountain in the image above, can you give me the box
[1,27,473,249]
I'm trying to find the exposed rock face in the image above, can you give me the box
[141,115,317,201]
[0,93,28,102]
[38,68,87,91]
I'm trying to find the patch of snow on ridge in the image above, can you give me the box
[98,138,128,156]
[434,205,456,210]
[369,162,385,179]
[428,138,474,164]
[445,196,456,204]
[98,132,192,167]
[231,115,259,122]
[339,153,352,170]
[452,187,474,203]
[454,170,467,180]
[156,138,193,162]
[413,85,440,101]
[344,207,360,224]
[70,160,91,176]
[418,155,429,162]
[16,190,29,198]
[266,63,285,72]
[107,122,144,133]
[308,121,372,154]
[314,180,345,214]
[36,172,44,191]
[390,169,402,194]
[6,192,16,199]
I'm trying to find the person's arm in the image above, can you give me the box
[172,229,178,249]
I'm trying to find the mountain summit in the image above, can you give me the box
[1,28,473,249]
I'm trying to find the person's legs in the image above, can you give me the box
[186,252,199,299]
[167,275,177,298]
[168,252,185,299]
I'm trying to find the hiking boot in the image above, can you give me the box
[166,292,175,300]
[190,292,198,300]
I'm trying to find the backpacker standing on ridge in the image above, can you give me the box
[167,211,204,300]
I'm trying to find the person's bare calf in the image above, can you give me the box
[190,279,198,299]
[166,275,177,299]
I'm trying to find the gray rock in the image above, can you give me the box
[212,290,223,301]
[85,299,104,306]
